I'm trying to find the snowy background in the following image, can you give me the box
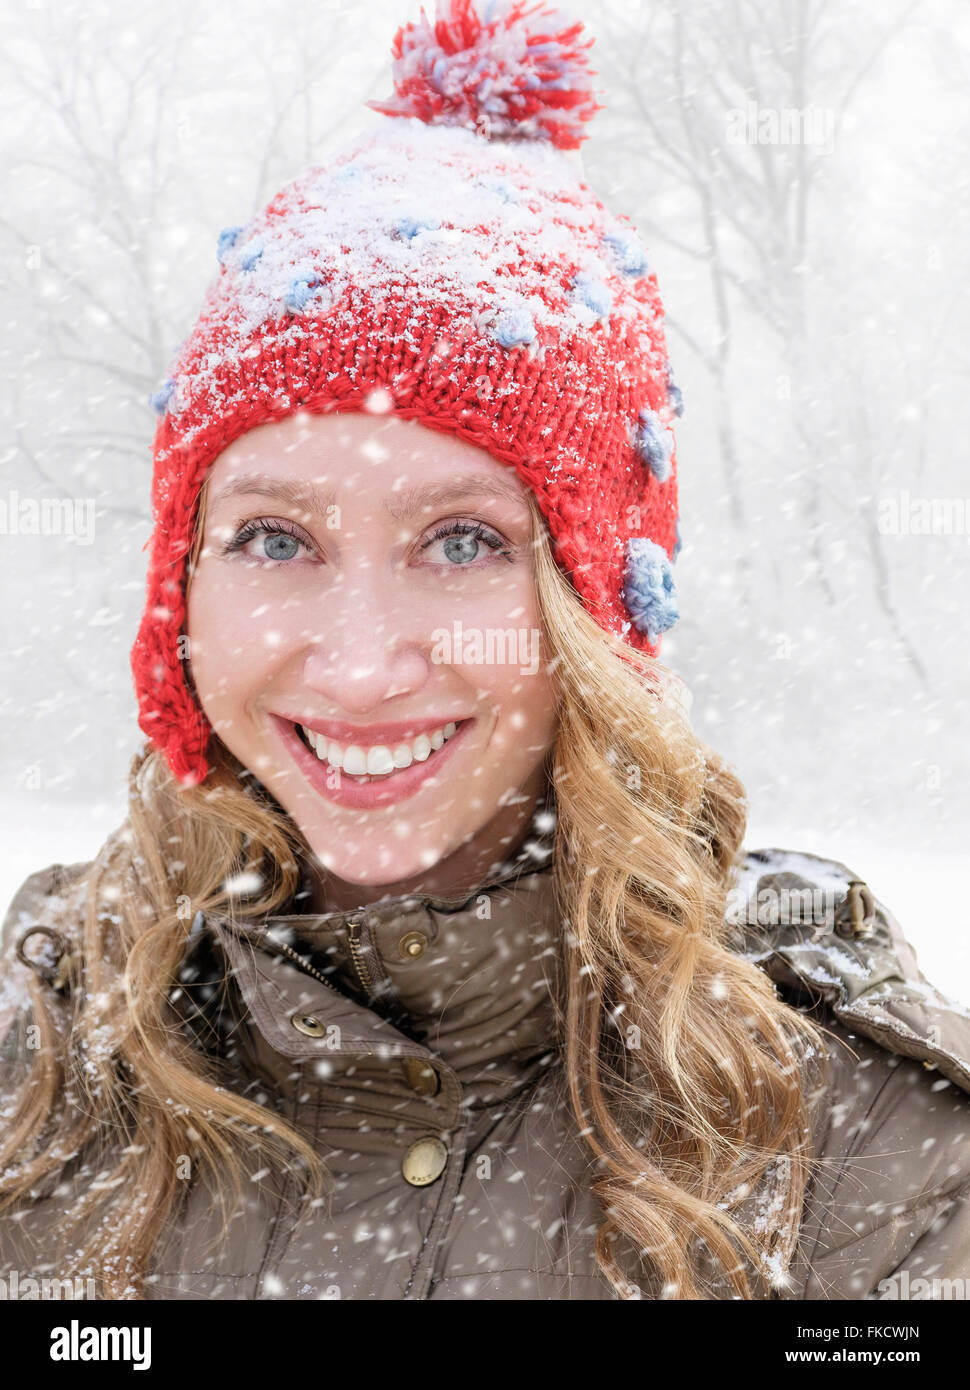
[1,0,968,999]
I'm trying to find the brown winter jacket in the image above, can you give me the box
[2,839,970,1300]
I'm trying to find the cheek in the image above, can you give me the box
[489,667,559,746]
[185,570,237,714]
[460,577,559,742]
[186,563,297,708]
[456,560,541,625]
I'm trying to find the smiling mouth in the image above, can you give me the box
[292,719,467,783]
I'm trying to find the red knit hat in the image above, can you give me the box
[133,0,683,787]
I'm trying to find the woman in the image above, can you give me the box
[2,0,969,1302]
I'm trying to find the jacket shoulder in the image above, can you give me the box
[1,861,92,953]
[1,861,92,1038]
[727,845,970,1097]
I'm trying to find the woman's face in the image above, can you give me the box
[187,408,560,889]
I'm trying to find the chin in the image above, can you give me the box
[306,839,456,890]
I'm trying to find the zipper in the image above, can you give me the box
[346,920,375,997]
[265,932,342,994]
[263,923,373,1000]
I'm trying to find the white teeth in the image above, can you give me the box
[298,721,462,776]
[342,745,367,776]
[391,743,414,770]
[366,745,395,776]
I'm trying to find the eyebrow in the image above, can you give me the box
[208,471,530,520]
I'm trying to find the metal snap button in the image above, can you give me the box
[16,926,78,993]
[833,880,876,940]
[291,1012,326,1038]
[403,1057,441,1097]
[401,1136,448,1187]
[398,930,428,959]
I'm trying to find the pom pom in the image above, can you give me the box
[392,215,443,240]
[367,0,601,150]
[283,273,334,317]
[632,408,675,484]
[493,303,537,347]
[571,271,613,318]
[149,379,176,416]
[665,362,685,418]
[623,538,679,644]
[238,238,264,272]
[602,227,649,278]
[284,278,317,315]
[217,225,243,264]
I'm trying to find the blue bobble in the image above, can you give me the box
[481,179,516,203]
[673,518,683,561]
[393,216,442,241]
[149,378,175,415]
[493,306,536,349]
[633,408,674,483]
[284,276,323,314]
[217,225,262,271]
[666,363,684,418]
[623,538,679,643]
[331,162,361,188]
[217,225,243,264]
[571,272,613,319]
[603,228,650,278]
[239,238,264,271]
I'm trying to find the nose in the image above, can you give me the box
[298,563,432,713]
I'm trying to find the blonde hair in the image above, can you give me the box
[0,491,827,1299]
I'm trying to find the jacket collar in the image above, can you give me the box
[200,797,563,1110]
[195,830,970,1119]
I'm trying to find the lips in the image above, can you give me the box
[270,713,474,810]
[296,719,461,778]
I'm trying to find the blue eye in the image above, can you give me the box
[262,531,300,561]
[223,518,314,564]
[443,532,481,565]
[421,520,511,568]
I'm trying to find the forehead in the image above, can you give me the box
[205,408,530,504]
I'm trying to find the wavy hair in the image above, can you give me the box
[0,491,828,1298]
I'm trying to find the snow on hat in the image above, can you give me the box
[133,0,683,786]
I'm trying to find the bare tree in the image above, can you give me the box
[592,0,928,620]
